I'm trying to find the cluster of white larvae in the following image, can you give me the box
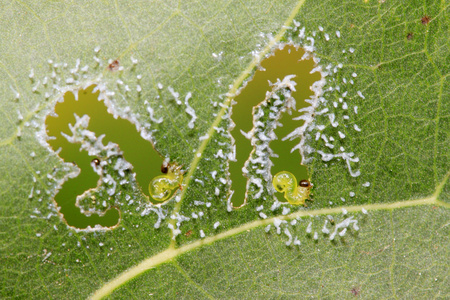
[266,209,368,247]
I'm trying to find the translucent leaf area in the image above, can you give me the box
[1,1,449,299]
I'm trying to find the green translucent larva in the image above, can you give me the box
[149,163,183,202]
[272,171,312,206]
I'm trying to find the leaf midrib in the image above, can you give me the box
[90,190,449,300]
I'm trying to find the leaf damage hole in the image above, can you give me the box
[45,84,178,230]
[228,45,321,207]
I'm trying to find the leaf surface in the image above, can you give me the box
[1,0,449,299]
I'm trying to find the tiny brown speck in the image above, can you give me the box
[421,15,430,25]
[351,286,360,297]
[161,163,168,174]
[108,60,120,71]
[92,158,100,166]
[299,180,311,188]
[406,32,413,40]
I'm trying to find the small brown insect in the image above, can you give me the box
[406,32,413,40]
[299,180,311,188]
[108,60,120,71]
[421,15,430,25]
[92,158,100,166]
[185,230,193,237]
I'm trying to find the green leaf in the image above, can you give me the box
[1,1,449,299]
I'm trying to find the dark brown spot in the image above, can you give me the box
[421,15,430,25]
[406,32,413,40]
[161,163,168,174]
[92,158,100,166]
[108,60,120,71]
[185,230,193,237]
[299,180,311,188]
[351,286,360,297]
